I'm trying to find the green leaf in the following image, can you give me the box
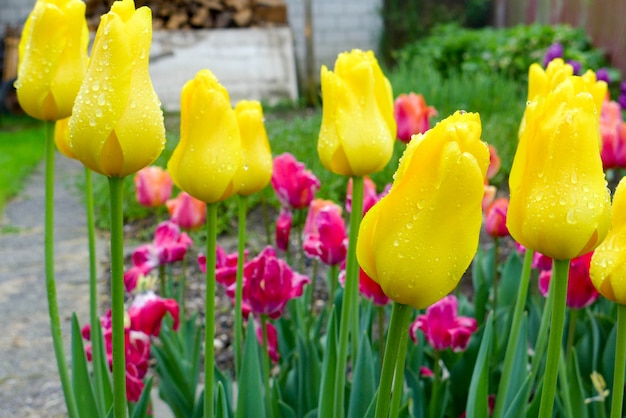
[497,250,523,309]
[472,246,492,325]
[236,318,266,418]
[71,313,99,417]
[502,375,532,418]
[405,369,425,418]
[278,400,297,418]
[131,376,153,418]
[566,350,589,418]
[501,315,530,411]
[91,319,113,414]
[465,314,493,418]
[215,382,229,418]
[317,308,338,418]
[348,332,377,418]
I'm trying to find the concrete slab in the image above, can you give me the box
[150,27,299,112]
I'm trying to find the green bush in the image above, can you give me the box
[394,23,614,82]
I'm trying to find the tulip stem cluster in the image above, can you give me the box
[204,202,218,418]
[375,302,412,418]
[538,258,571,418]
[44,122,79,418]
[492,249,534,417]
[333,175,364,418]
[610,304,626,418]
[108,177,127,418]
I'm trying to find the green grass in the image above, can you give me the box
[0,114,46,212]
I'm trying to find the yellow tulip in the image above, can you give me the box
[318,49,396,176]
[68,0,165,177]
[356,111,489,309]
[590,178,626,304]
[54,117,76,160]
[233,100,273,196]
[15,0,89,121]
[167,69,242,203]
[507,77,611,260]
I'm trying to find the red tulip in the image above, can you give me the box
[538,252,599,309]
[409,295,477,352]
[394,92,437,143]
[302,199,347,266]
[271,153,320,210]
[198,245,247,287]
[234,246,310,319]
[487,144,501,180]
[275,208,293,251]
[128,291,180,337]
[166,191,207,230]
[134,166,173,207]
[339,264,390,306]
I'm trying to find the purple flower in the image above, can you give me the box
[567,60,582,75]
[543,42,563,67]
[596,68,611,84]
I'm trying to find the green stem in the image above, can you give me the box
[530,268,556,379]
[44,122,79,418]
[326,263,338,326]
[108,176,126,418]
[610,304,626,418]
[85,168,105,415]
[374,302,412,418]
[492,249,533,418]
[204,203,218,418]
[334,176,364,418]
[389,310,411,418]
[565,308,578,365]
[538,258,570,418]
[261,315,274,418]
[378,305,386,366]
[429,350,442,418]
[159,264,166,297]
[234,195,247,378]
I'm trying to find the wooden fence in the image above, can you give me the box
[493,0,626,78]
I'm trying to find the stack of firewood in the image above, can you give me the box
[85,0,287,31]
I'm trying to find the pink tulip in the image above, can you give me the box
[538,252,599,309]
[600,100,626,170]
[134,166,173,207]
[124,221,192,292]
[409,295,477,352]
[198,245,247,287]
[128,291,180,337]
[255,319,280,363]
[484,197,509,238]
[302,199,347,266]
[271,153,320,210]
[346,176,390,215]
[393,92,437,143]
[166,191,207,230]
[275,208,293,251]
[234,246,310,319]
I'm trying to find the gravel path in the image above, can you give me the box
[0,153,107,417]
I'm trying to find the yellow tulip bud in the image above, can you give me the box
[527,58,573,101]
[507,77,611,260]
[54,117,76,160]
[233,100,273,196]
[68,0,165,178]
[590,178,626,304]
[356,111,489,309]
[167,70,243,203]
[577,69,608,114]
[15,0,89,121]
[318,49,396,176]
